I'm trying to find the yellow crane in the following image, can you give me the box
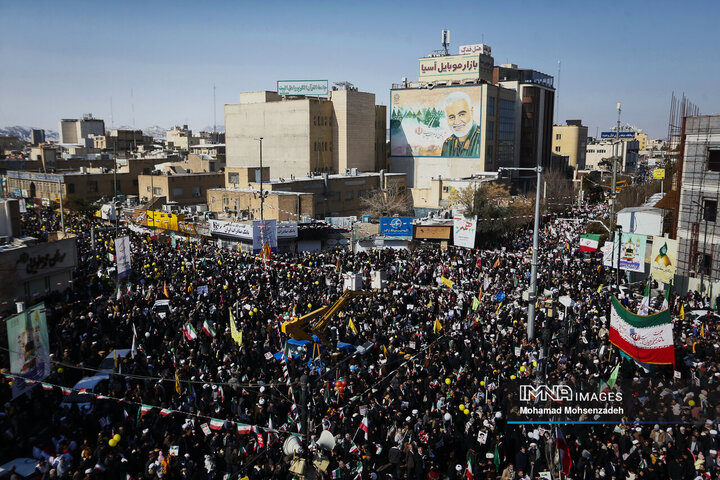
[281,290,375,346]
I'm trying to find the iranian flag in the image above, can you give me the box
[237,424,253,435]
[139,405,153,415]
[209,419,225,430]
[579,234,601,252]
[41,383,54,391]
[359,416,369,440]
[202,320,216,338]
[159,409,173,416]
[183,323,198,341]
[609,296,675,366]
[465,458,474,480]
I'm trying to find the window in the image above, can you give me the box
[228,172,239,184]
[699,253,712,276]
[703,199,718,222]
[223,197,229,205]
[708,149,720,172]
[328,192,340,201]
[67,183,75,194]
[153,187,162,195]
[147,186,151,192]
[87,181,98,193]
[486,121,495,141]
[487,96,495,114]
[555,146,561,153]
[344,190,354,200]
[192,187,201,197]
[442,186,450,193]
[556,134,562,140]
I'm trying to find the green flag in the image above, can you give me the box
[494,443,500,471]
[472,296,480,311]
[607,363,620,390]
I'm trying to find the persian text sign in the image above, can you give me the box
[453,215,477,249]
[277,80,328,97]
[419,54,483,81]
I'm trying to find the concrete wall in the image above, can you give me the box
[331,90,376,173]
[225,96,319,178]
[138,173,224,205]
[206,188,315,221]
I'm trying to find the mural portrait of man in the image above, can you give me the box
[441,91,480,157]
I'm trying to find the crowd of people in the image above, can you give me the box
[1,204,719,480]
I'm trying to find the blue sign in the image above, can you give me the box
[496,291,506,302]
[379,217,413,238]
[600,131,636,139]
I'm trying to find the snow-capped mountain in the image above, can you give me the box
[0,126,58,142]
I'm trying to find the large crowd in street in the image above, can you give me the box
[1,204,720,480]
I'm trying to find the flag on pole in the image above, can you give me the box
[465,458,474,480]
[492,257,500,269]
[679,304,685,320]
[493,443,500,471]
[433,318,443,333]
[209,419,224,430]
[440,276,454,289]
[661,286,670,310]
[229,310,243,346]
[183,323,198,341]
[483,275,490,291]
[359,416,369,440]
[556,428,572,475]
[579,234,601,252]
[638,282,651,315]
[348,318,358,335]
[163,281,170,298]
[131,324,138,359]
[139,405,153,416]
[609,296,675,366]
[472,296,480,311]
[607,363,620,389]
[175,372,182,395]
[202,320,217,338]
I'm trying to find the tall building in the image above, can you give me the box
[585,139,638,173]
[30,129,45,146]
[224,85,386,179]
[552,120,588,172]
[166,125,199,151]
[494,64,555,171]
[59,114,105,144]
[674,115,720,286]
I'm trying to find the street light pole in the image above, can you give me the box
[499,166,543,341]
[610,103,621,227]
[259,137,264,223]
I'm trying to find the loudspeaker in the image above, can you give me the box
[283,435,302,456]
[316,430,336,451]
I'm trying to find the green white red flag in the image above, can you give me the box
[609,296,675,366]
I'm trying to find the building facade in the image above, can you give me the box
[552,120,588,172]
[585,139,639,173]
[93,129,154,151]
[224,87,386,179]
[137,172,224,205]
[494,64,555,171]
[59,114,105,144]
[674,115,720,287]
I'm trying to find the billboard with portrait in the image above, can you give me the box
[6,303,50,398]
[390,85,482,158]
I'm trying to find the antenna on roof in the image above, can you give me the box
[441,30,450,56]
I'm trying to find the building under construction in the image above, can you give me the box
[674,115,720,294]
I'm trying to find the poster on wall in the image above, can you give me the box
[6,303,50,398]
[649,238,679,284]
[390,85,482,158]
[453,215,477,249]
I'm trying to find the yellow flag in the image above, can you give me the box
[440,276,454,289]
[383,345,389,358]
[113,349,118,368]
[433,318,443,333]
[175,371,181,394]
[230,310,243,346]
[701,323,705,338]
[597,284,603,294]
[679,304,685,320]
[348,318,358,335]
[427,300,433,308]
[496,302,503,314]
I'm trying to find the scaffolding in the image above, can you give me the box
[674,115,720,294]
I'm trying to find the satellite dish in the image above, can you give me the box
[283,435,302,456]
[317,430,336,451]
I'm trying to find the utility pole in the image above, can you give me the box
[259,137,264,223]
[611,103,622,291]
[57,177,65,233]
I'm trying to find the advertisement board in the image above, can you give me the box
[209,220,252,239]
[114,236,132,279]
[459,43,491,56]
[6,303,50,398]
[649,238,678,284]
[379,217,413,238]
[419,54,481,82]
[653,168,666,179]
[453,215,477,249]
[390,85,483,158]
[277,80,328,97]
[600,131,636,139]
[604,234,647,272]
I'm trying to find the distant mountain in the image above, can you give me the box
[113,125,167,140]
[201,125,225,133]
[0,126,58,142]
